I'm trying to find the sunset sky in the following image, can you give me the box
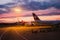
[0,0,60,23]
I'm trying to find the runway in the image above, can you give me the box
[0,27,41,40]
[0,26,60,40]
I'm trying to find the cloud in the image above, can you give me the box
[22,1,60,10]
[0,5,8,8]
[2,0,60,10]
[22,7,60,16]
[0,7,60,18]
[0,0,13,4]
[0,0,60,15]
[53,2,60,9]
[26,1,52,10]
[0,5,10,14]
[0,0,60,10]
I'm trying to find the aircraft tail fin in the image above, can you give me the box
[32,13,41,22]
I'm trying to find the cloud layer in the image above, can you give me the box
[20,0,60,10]
[0,0,60,16]
[0,0,60,22]
[1,0,60,10]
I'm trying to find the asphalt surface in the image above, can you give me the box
[0,27,60,40]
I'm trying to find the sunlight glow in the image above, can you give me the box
[0,26,51,32]
[12,7,22,13]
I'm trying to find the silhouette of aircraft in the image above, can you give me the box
[32,13,60,26]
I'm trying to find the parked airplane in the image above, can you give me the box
[32,13,60,26]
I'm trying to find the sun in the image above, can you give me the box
[12,7,22,13]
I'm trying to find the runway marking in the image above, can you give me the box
[0,29,9,40]
[0,27,29,40]
[14,30,29,40]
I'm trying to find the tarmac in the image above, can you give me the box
[0,26,60,40]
